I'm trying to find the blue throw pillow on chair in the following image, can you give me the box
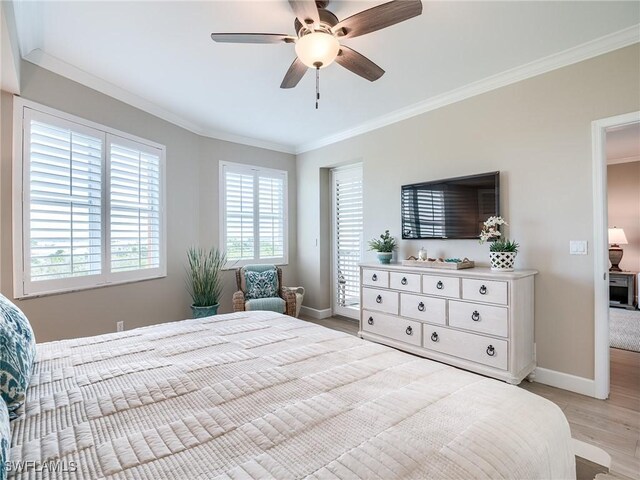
[245,269,278,300]
[0,294,36,420]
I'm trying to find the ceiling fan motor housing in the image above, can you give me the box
[294,8,339,36]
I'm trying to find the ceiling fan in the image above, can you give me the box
[211,0,423,107]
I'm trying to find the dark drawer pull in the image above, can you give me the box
[372,274,378,281]
[479,285,487,295]
[401,277,408,285]
[418,302,425,312]
[405,326,413,336]
[486,345,495,356]
[430,332,439,342]
[436,281,444,290]
[471,311,480,321]
[367,317,374,325]
[376,295,382,304]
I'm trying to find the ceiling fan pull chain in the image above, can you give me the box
[315,65,320,109]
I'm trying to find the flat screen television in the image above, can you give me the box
[401,172,500,239]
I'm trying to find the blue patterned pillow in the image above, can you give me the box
[244,269,278,300]
[0,294,36,420]
[0,401,8,480]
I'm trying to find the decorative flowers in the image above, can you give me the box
[479,216,508,243]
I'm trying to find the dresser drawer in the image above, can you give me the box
[390,272,421,293]
[362,269,389,288]
[610,276,629,287]
[462,279,508,305]
[423,326,508,370]
[362,288,399,314]
[362,310,421,347]
[449,301,508,337]
[400,293,446,325]
[422,275,460,298]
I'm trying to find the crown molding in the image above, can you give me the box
[21,49,297,155]
[295,24,640,154]
[608,154,640,166]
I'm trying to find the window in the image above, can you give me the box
[220,162,287,267]
[14,100,166,298]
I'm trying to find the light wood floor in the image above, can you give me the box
[299,315,640,479]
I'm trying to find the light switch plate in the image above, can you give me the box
[570,240,588,255]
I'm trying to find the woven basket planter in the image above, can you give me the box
[489,252,517,272]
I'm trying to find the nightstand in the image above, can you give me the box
[609,271,637,310]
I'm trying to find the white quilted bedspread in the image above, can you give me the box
[9,312,575,479]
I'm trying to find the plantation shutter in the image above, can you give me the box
[109,137,162,273]
[221,163,288,266]
[333,165,363,311]
[25,112,103,286]
[258,172,285,259]
[223,165,255,261]
[17,102,166,298]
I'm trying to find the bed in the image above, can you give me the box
[8,311,575,479]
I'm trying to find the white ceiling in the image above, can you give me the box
[11,1,640,153]
[607,123,640,164]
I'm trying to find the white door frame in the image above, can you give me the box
[592,110,640,400]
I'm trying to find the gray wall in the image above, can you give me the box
[296,45,640,380]
[607,161,640,273]
[0,61,296,342]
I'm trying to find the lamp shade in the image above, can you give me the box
[295,32,340,68]
[608,227,628,245]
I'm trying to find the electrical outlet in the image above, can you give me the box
[116,321,124,332]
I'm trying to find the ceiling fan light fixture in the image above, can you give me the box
[295,31,340,68]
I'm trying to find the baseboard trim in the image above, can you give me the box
[534,367,596,397]
[299,305,332,320]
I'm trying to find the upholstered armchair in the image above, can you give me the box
[233,265,296,316]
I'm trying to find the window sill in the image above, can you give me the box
[16,273,168,300]
[223,260,289,271]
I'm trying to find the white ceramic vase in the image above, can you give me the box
[489,252,517,272]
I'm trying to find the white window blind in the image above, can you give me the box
[15,103,166,298]
[27,119,103,283]
[109,140,161,273]
[221,162,287,266]
[332,165,363,313]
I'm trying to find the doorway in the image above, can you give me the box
[592,111,640,399]
[331,164,363,319]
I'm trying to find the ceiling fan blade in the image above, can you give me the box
[210,33,295,44]
[333,0,423,39]
[280,58,308,89]
[288,0,320,26]
[335,46,385,82]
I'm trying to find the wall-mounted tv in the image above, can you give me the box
[401,172,500,240]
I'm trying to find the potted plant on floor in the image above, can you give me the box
[368,230,397,264]
[479,216,519,271]
[186,246,226,318]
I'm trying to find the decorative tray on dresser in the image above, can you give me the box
[359,262,538,384]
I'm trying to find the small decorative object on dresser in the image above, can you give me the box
[479,216,519,271]
[368,229,397,264]
[359,263,538,384]
[186,247,226,318]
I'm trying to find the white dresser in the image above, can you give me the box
[359,263,538,384]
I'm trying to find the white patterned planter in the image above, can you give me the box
[490,252,517,272]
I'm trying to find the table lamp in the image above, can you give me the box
[608,227,628,272]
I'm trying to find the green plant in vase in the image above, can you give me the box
[368,230,397,264]
[186,247,226,318]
